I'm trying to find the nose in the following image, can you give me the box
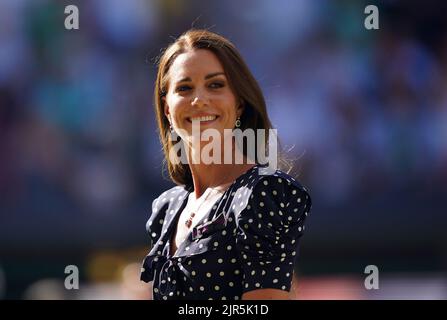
[191,89,209,108]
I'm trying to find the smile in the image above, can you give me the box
[187,115,219,123]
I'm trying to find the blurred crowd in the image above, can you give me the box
[1,0,446,298]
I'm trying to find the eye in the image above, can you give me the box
[209,81,224,89]
[176,85,191,92]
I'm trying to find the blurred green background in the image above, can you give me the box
[0,0,446,299]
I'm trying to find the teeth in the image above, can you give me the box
[190,115,217,122]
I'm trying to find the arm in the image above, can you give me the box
[242,288,290,300]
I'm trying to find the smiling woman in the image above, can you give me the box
[140,29,312,300]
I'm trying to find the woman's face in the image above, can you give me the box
[163,49,242,144]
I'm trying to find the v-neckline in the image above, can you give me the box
[167,185,230,258]
[166,164,259,258]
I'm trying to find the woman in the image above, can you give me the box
[140,29,312,300]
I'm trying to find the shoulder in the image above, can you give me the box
[145,185,188,238]
[234,165,312,231]
[238,165,311,209]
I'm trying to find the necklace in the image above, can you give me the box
[184,181,232,228]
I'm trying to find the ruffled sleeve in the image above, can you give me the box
[235,175,312,293]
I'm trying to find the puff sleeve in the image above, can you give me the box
[235,175,312,293]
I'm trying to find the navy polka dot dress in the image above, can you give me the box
[140,164,312,300]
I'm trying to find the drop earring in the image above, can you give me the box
[235,117,241,128]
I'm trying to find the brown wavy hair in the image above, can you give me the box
[154,29,286,187]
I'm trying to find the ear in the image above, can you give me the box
[236,100,245,118]
[163,96,170,121]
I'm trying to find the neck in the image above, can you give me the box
[187,146,255,198]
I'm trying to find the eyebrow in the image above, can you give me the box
[176,72,225,83]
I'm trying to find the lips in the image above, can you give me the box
[187,115,219,123]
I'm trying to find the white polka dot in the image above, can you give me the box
[159,219,164,224]
[234,270,240,275]
[255,283,260,287]
[261,191,266,196]
[278,178,282,183]
[213,241,219,247]
[222,230,227,236]
[261,270,266,275]
[151,232,157,237]
[153,288,159,293]
[199,286,204,291]
[269,211,274,216]
[231,258,236,263]
[282,285,286,290]
[251,270,256,275]
[286,273,290,277]
[189,287,193,292]
[273,279,278,283]
[275,267,280,271]
[219,271,225,276]
[214,285,220,291]
[273,190,277,195]
[201,259,207,264]
[206,272,211,277]
[162,296,167,300]
[218,258,223,263]
[229,282,234,287]
[297,198,301,203]
[263,180,268,185]
[260,202,264,207]
[248,218,253,223]
[298,226,302,232]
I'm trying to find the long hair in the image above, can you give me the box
[154,29,288,187]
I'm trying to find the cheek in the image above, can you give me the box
[218,94,237,119]
[167,97,187,121]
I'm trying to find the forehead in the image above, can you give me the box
[169,49,225,81]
